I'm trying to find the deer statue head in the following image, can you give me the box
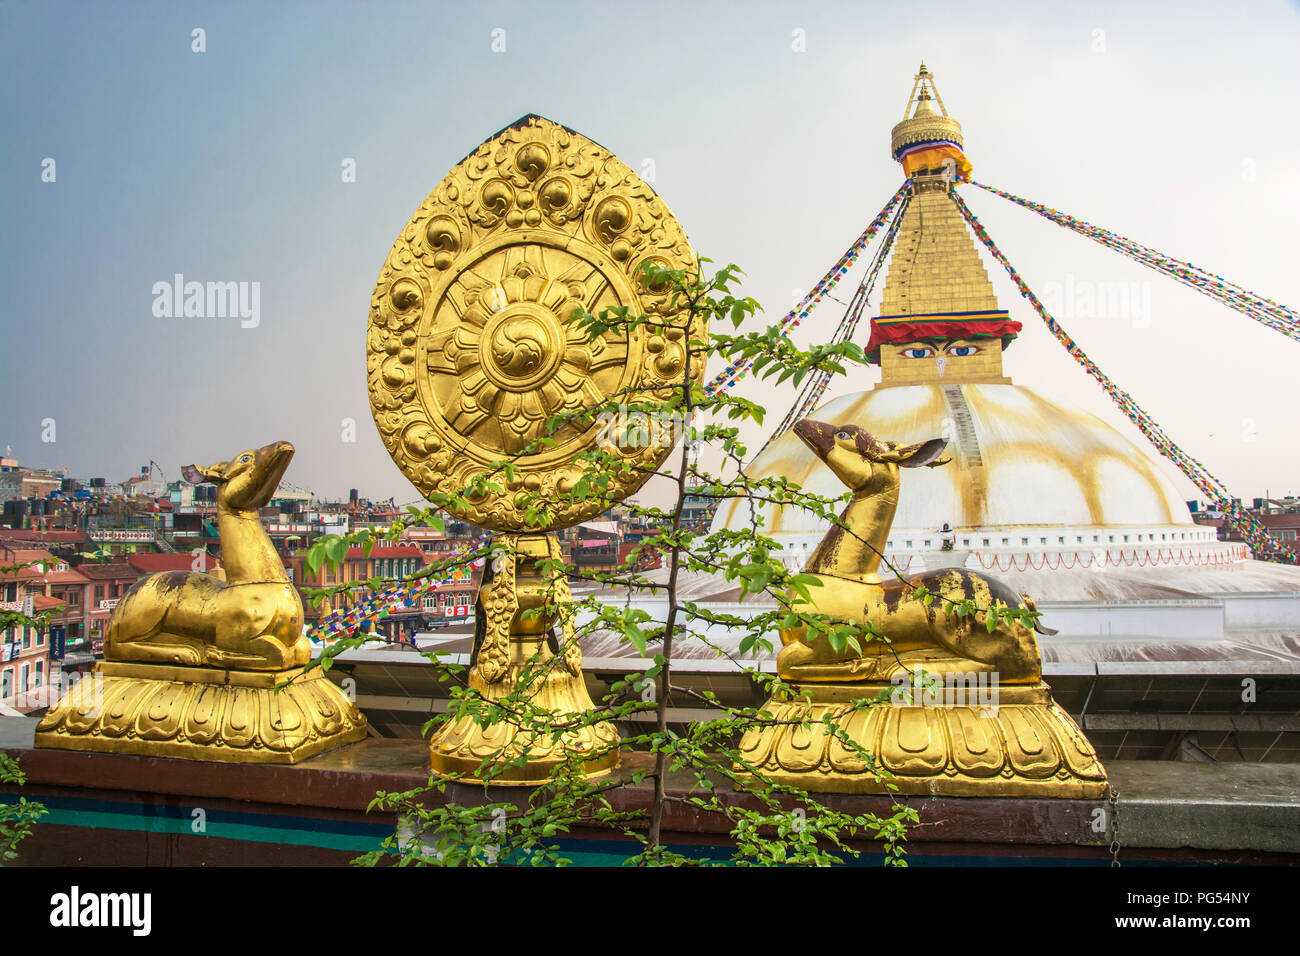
[182,440,295,513]
[792,420,949,494]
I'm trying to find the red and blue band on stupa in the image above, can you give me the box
[865,309,1021,363]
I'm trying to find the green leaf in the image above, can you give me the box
[327,537,348,568]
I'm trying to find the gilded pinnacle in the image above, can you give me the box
[891,63,964,157]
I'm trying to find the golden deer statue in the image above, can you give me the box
[777,419,1053,684]
[738,419,1107,796]
[105,440,310,671]
[38,439,367,762]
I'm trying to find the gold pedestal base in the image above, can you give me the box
[34,661,368,764]
[736,682,1107,798]
[429,661,619,786]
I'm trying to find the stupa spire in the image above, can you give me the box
[891,62,969,180]
[866,65,1022,386]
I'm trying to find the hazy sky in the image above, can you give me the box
[2,0,1297,505]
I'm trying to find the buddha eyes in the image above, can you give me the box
[900,344,982,359]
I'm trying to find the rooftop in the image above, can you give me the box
[127,553,221,575]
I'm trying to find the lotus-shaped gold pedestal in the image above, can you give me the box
[736,681,1106,797]
[429,640,620,785]
[35,661,367,764]
[735,420,1108,798]
[428,534,619,785]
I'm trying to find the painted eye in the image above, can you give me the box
[902,347,933,359]
[835,431,851,441]
[240,456,252,462]
[947,345,981,357]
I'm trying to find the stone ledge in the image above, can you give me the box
[1103,760,1300,854]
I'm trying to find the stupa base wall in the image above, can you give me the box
[5,725,1299,863]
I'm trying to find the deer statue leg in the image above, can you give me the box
[776,633,883,681]
[208,585,309,670]
[105,575,209,666]
[775,583,887,681]
[915,569,1042,682]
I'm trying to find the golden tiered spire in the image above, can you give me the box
[876,190,1002,320]
[868,65,1021,387]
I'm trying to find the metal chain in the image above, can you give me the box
[1107,785,1122,867]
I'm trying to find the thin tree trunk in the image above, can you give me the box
[646,297,697,854]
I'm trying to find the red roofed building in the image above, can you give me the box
[0,548,51,585]
[0,528,92,561]
[127,552,223,576]
[291,543,478,639]
[0,547,73,713]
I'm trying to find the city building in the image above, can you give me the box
[0,465,64,503]
[0,528,92,562]
[0,547,66,714]
[562,520,622,573]
[292,542,478,640]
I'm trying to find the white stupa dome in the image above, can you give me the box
[715,382,1196,535]
[708,379,1242,581]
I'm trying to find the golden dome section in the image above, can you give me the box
[715,384,1194,534]
[890,67,963,158]
[891,111,963,159]
[368,115,700,532]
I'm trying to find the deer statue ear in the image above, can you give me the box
[182,463,225,484]
[892,438,951,468]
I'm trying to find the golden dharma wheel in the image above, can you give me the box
[367,115,700,532]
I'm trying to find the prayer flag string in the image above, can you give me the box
[951,187,1295,562]
[971,181,1300,343]
[704,182,912,396]
[751,185,914,462]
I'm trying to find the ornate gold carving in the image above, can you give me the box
[429,534,617,784]
[430,659,620,784]
[737,418,1107,796]
[890,64,964,157]
[34,662,367,764]
[736,683,1107,797]
[368,114,699,532]
[891,114,965,157]
[372,116,699,783]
